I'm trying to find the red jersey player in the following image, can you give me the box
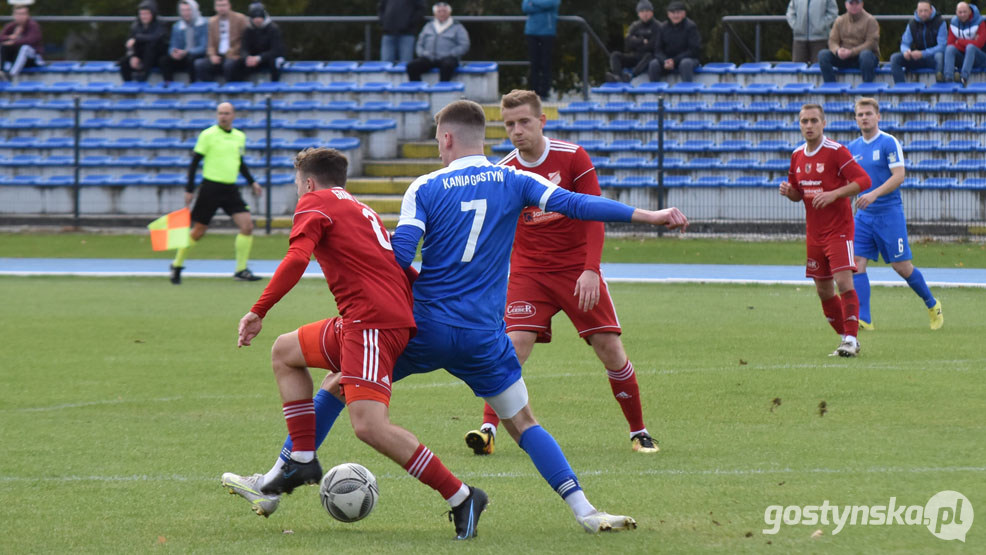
[780,104,872,357]
[464,89,660,455]
[231,148,487,538]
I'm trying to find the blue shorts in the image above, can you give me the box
[854,209,912,264]
[393,318,522,398]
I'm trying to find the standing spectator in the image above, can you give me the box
[786,0,838,64]
[523,0,560,100]
[818,0,879,83]
[379,0,426,63]
[607,1,661,83]
[890,2,946,84]
[406,2,469,82]
[943,2,986,86]
[0,4,44,81]
[160,0,209,83]
[229,3,284,82]
[647,1,701,83]
[194,0,249,82]
[119,0,168,82]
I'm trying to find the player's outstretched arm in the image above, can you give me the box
[779,180,803,202]
[237,311,263,347]
[631,207,689,231]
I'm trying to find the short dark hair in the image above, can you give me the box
[800,103,825,118]
[501,89,542,116]
[294,147,348,188]
[435,99,486,129]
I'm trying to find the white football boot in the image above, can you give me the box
[576,511,638,533]
[221,472,281,518]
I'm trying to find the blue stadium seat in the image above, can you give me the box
[110,137,143,149]
[666,82,704,94]
[909,159,947,171]
[617,176,657,188]
[596,101,634,114]
[356,61,394,73]
[970,101,986,113]
[43,155,75,166]
[323,100,360,112]
[749,120,789,131]
[44,175,76,186]
[943,139,983,152]
[694,176,729,187]
[803,63,821,75]
[637,139,677,152]
[643,157,682,169]
[672,139,714,152]
[903,139,941,151]
[38,137,75,149]
[759,159,791,171]
[723,158,757,170]
[392,81,425,94]
[323,61,360,73]
[921,177,958,188]
[926,82,961,93]
[41,61,81,73]
[696,62,736,74]
[704,82,739,95]
[8,80,44,93]
[668,101,708,113]
[712,120,749,131]
[424,81,465,93]
[734,176,771,187]
[764,62,807,74]
[183,82,220,94]
[825,120,855,132]
[814,82,851,94]
[942,120,975,132]
[326,137,361,151]
[111,174,149,186]
[145,173,184,186]
[960,178,986,189]
[823,101,854,114]
[141,137,181,149]
[38,99,74,111]
[682,157,721,170]
[457,61,498,73]
[886,82,925,94]
[735,62,772,74]
[599,139,643,152]
[392,100,429,112]
[143,155,184,168]
[662,175,690,187]
[282,61,323,73]
[1,154,42,166]
[1,117,41,129]
[715,139,754,152]
[747,100,783,113]
[670,119,711,131]
[626,82,668,95]
[608,156,646,169]
[80,155,114,167]
[116,155,147,167]
[591,82,629,94]
[964,82,986,94]
[355,119,397,132]
[146,117,182,129]
[577,139,606,151]
[601,119,636,132]
[81,174,113,186]
[79,137,108,149]
[888,101,931,113]
[741,82,778,95]
[558,101,599,114]
[776,82,813,94]
[931,101,968,114]
[707,101,743,113]
[849,82,888,95]
[897,119,935,132]
[955,159,985,171]
[560,119,601,132]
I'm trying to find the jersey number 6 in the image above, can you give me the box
[459,199,487,263]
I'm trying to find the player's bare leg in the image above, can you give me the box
[231,211,260,281]
[170,222,208,284]
[890,259,943,330]
[589,332,658,453]
[466,331,537,455]
[495,389,636,533]
[853,257,874,330]
[348,399,485,539]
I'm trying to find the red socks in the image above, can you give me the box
[840,289,860,337]
[607,359,645,433]
[282,399,316,452]
[820,296,845,335]
[403,443,462,500]
[481,403,500,430]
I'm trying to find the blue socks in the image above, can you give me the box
[279,388,345,462]
[853,272,871,323]
[905,268,936,308]
[518,425,581,499]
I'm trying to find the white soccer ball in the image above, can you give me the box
[319,463,379,522]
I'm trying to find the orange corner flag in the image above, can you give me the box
[147,208,191,251]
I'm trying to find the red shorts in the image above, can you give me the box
[806,239,856,279]
[504,270,621,344]
[297,318,411,406]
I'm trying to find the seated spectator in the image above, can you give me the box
[818,0,879,83]
[648,1,701,82]
[607,0,661,83]
[119,0,168,82]
[786,0,838,64]
[890,2,945,84]
[229,3,284,82]
[944,2,986,86]
[194,0,248,82]
[160,0,209,83]
[379,0,426,63]
[406,2,469,82]
[0,4,44,81]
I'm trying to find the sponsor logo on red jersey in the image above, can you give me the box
[506,301,536,318]
[807,258,819,270]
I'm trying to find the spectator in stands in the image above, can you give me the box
[523,0,560,100]
[943,2,986,86]
[786,0,838,64]
[379,0,426,63]
[607,0,661,83]
[229,3,284,82]
[161,0,209,83]
[817,0,879,83]
[120,1,168,82]
[194,0,249,82]
[889,2,946,84]
[407,2,469,82]
[0,4,44,81]
[647,1,701,83]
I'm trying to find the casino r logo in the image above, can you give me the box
[807,258,819,270]
[506,301,536,319]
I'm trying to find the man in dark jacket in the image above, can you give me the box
[229,3,284,82]
[607,0,661,82]
[379,0,426,62]
[120,0,168,82]
[0,4,44,80]
[647,1,701,82]
[890,2,946,83]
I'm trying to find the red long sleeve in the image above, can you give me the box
[250,235,316,318]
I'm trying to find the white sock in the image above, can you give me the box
[447,483,471,507]
[565,490,596,518]
[629,427,648,440]
[263,459,286,485]
[290,450,314,463]
[845,335,858,346]
[480,424,496,437]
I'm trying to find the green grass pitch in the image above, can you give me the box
[0,274,983,553]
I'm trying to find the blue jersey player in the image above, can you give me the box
[848,97,942,330]
[220,100,688,534]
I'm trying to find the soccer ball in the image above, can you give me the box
[319,463,379,522]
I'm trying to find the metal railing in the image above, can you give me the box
[1,14,610,99]
[721,14,944,63]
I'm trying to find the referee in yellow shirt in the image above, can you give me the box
[170,102,263,283]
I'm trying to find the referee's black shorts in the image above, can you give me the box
[191,179,250,225]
